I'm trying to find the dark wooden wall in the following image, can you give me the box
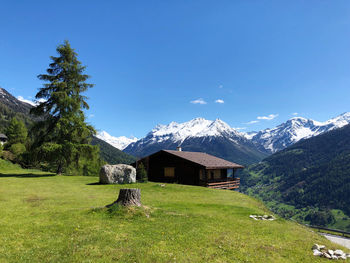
[139,151,203,185]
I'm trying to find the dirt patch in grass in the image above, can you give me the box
[24,195,46,206]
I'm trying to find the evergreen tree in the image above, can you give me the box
[5,117,27,145]
[136,162,148,182]
[30,40,99,175]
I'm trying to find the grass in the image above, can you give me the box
[0,163,348,262]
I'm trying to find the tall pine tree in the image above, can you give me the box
[30,40,100,175]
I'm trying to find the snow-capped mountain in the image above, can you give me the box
[98,112,350,163]
[123,118,268,165]
[146,117,241,144]
[96,131,137,150]
[250,112,350,153]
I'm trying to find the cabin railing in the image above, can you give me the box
[206,178,240,190]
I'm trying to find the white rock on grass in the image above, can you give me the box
[249,215,276,221]
[99,164,136,184]
[312,244,349,260]
[334,249,344,256]
[322,252,332,259]
[313,249,323,256]
[312,244,324,250]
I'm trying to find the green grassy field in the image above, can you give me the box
[0,162,348,262]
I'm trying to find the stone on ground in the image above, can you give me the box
[99,164,136,184]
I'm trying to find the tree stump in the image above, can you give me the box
[107,188,141,207]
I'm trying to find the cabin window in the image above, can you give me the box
[208,170,221,180]
[227,169,234,178]
[164,167,175,178]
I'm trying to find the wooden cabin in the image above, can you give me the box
[135,148,243,190]
[0,133,7,145]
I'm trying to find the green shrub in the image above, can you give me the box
[9,143,26,156]
[136,162,148,182]
[305,210,335,226]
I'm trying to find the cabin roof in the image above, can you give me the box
[0,133,8,139]
[162,150,244,169]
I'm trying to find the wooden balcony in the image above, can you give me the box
[206,178,240,190]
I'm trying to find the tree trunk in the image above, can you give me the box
[107,188,141,207]
[56,162,63,175]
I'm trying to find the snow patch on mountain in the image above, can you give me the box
[144,117,240,145]
[96,131,137,150]
[17,96,36,106]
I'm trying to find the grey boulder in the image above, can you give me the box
[99,164,136,184]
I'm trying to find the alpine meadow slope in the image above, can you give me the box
[241,123,350,231]
[0,161,345,262]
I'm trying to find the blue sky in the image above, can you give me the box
[1,1,350,138]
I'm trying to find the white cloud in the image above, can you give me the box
[215,99,224,104]
[245,120,259,124]
[17,96,36,106]
[190,98,207,105]
[234,127,246,130]
[88,114,95,118]
[257,114,278,120]
[292,112,298,116]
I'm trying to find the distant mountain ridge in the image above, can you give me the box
[249,113,350,153]
[0,87,33,114]
[0,87,35,131]
[98,113,350,159]
[123,118,268,165]
[96,131,137,150]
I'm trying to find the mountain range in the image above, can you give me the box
[123,118,267,165]
[98,112,350,164]
[249,113,350,153]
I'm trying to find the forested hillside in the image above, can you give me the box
[0,87,136,168]
[0,88,34,132]
[91,136,136,164]
[241,124,350,230]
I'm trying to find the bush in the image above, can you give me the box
[9,143,26,156]
[305,210,335,226]
[136,163,148,183]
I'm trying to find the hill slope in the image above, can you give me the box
[0,166,345,262]
[91,136,136,164]
[0,87,34,131]
[241,124,350,230]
